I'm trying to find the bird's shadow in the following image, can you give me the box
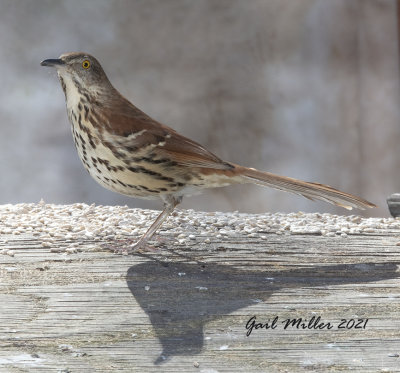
[126,254,400,364]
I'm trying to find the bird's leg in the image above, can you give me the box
[129,195,182,252]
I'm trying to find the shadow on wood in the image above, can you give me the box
[126,257,400,364]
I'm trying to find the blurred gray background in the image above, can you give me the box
[0,0,399,216]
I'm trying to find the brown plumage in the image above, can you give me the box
[41,52,376,251]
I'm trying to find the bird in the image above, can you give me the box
[41,52,376,251]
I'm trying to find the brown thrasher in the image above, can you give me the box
[41,52,376,251]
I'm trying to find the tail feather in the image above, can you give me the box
[238,166,376,210]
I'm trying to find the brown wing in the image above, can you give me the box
[100,94,233,170]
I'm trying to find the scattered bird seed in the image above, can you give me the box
[0,202,398,253]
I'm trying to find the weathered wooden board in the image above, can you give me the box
[0,204,399,372]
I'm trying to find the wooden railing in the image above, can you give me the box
[0,203,399,371]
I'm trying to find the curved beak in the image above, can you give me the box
[40,58,65,67]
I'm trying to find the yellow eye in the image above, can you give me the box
[82,60,90,69]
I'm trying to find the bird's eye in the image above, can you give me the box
[82,60,91,69]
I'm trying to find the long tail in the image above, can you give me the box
[236,166,376,210]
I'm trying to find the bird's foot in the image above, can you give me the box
[109,235,169,255]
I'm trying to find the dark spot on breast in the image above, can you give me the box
[168,182,185,188]
[79,134,86,145]
[59,76,66,94]
[78,114,83,130]
[71,110,77,121]
[84,105,89,120]
[127,166,174,182]
[97,158,109,166]
[88,135,97,149]
[138,185,158,193]
[127,184,141,190]
[82,159,90,169]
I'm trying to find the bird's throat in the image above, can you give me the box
[58,73,85,112]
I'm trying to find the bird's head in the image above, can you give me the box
[41,52,112,95]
